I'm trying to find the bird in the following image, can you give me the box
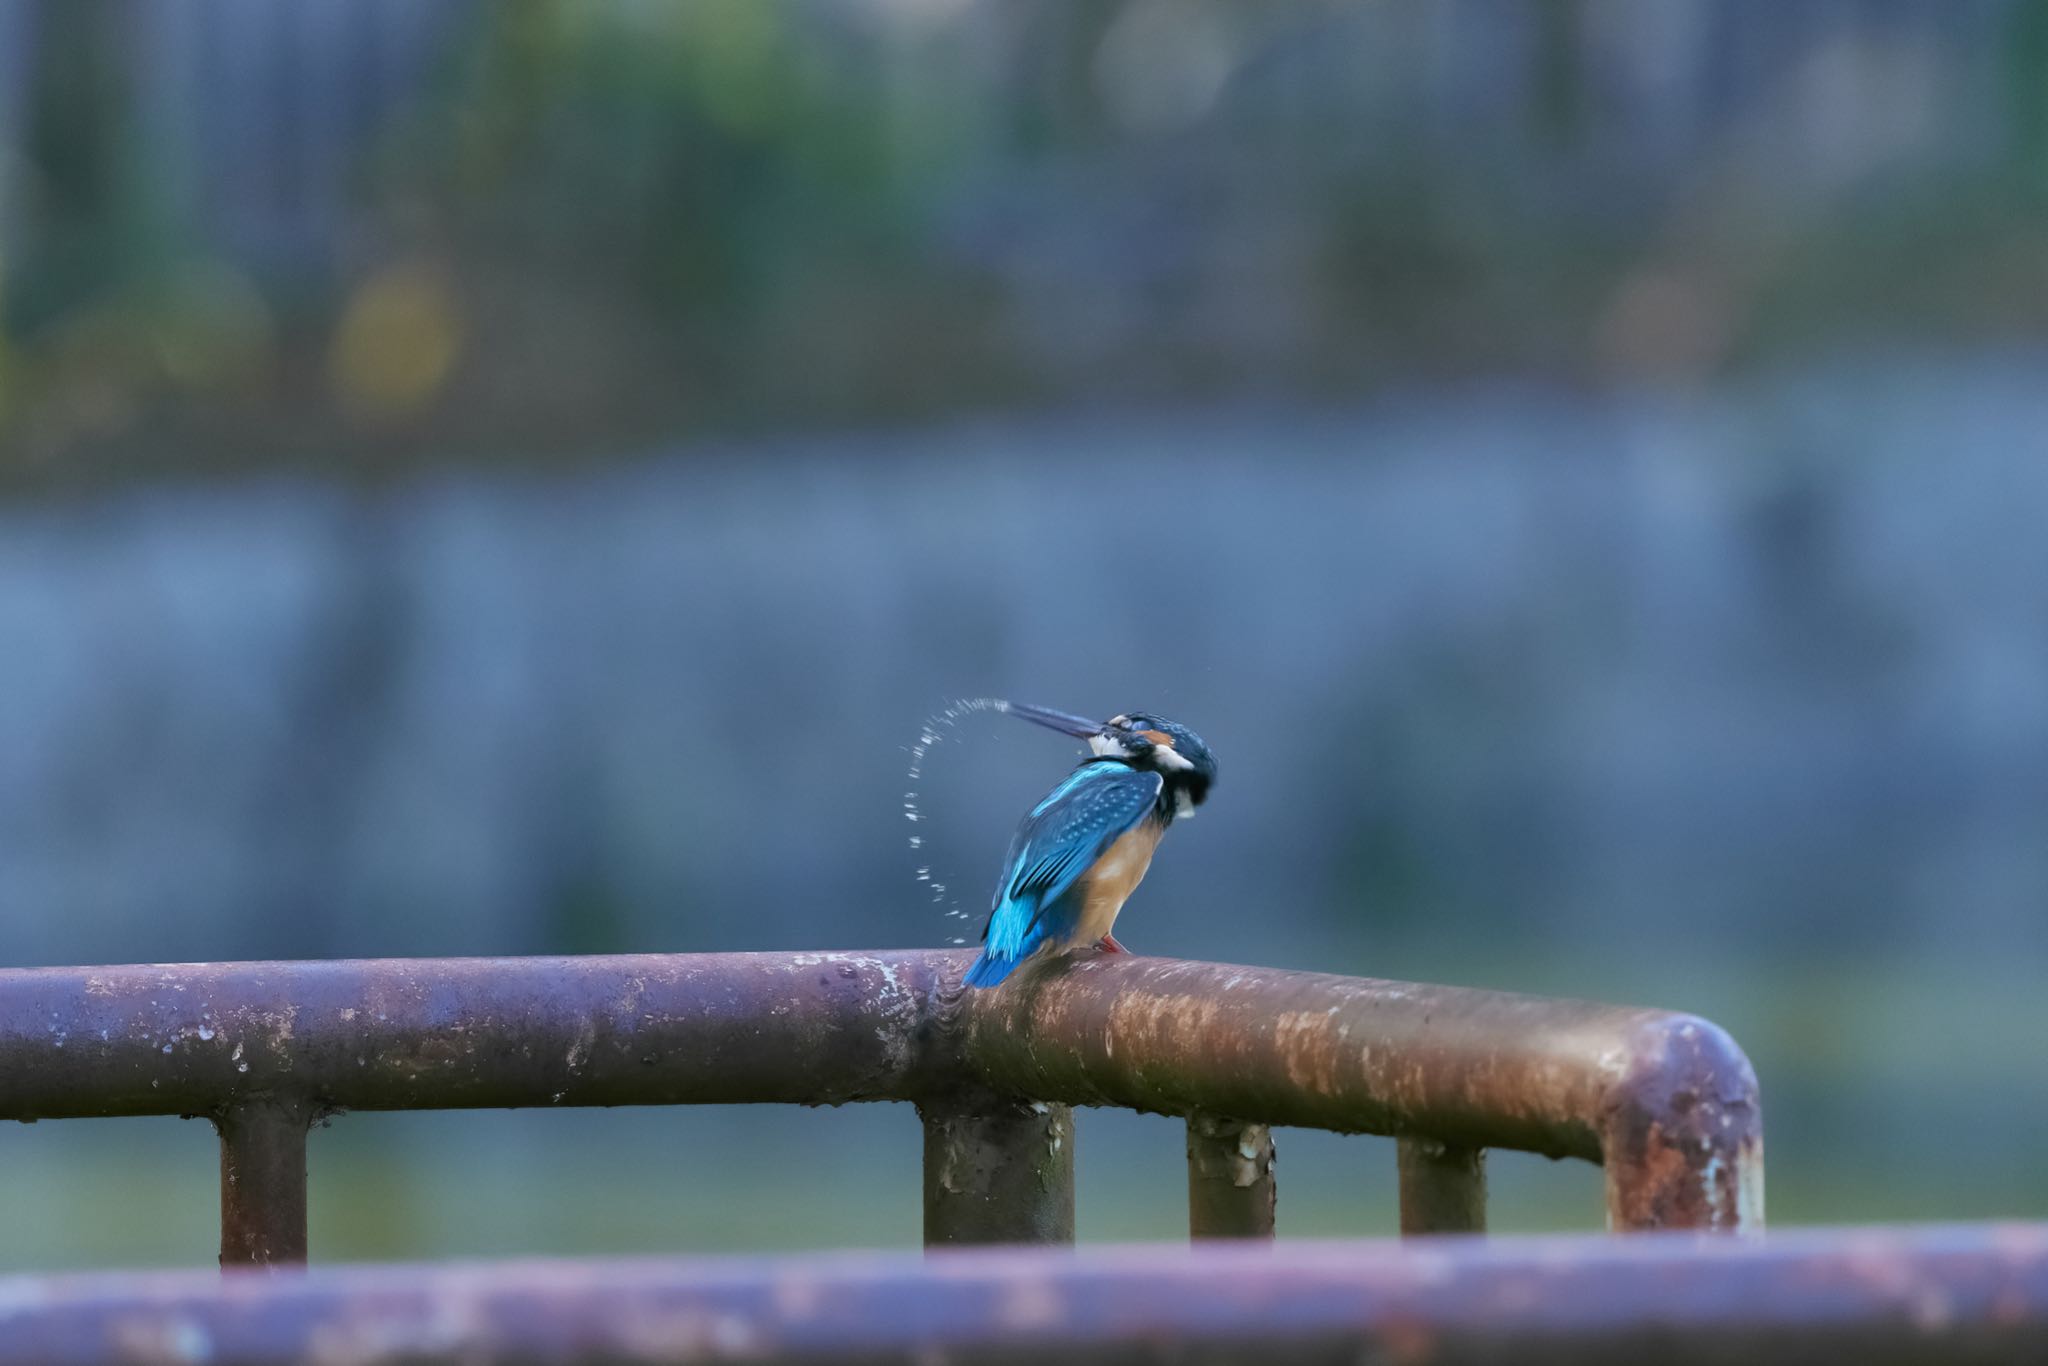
[963,703,1217,988]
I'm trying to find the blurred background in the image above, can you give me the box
[3,0,2046,1268]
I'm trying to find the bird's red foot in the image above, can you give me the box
[1098,933,1130,955]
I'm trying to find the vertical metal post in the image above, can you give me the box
[920,1099,1075,1247]
[1186,1115,1275,1239]
[216,1098,310,1268]
[1398,1137,1486,1235]
[1602,1122,1765,1232]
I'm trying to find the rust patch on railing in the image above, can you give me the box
[951,953,1761,1229]
[1598,1014,1765,1232]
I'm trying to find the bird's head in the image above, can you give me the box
[1004,702,1217,814]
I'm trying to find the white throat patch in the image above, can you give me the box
[1088,733,1131,759]
[1092,730,1197,772]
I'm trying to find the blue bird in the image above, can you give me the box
[964,703,1217,988]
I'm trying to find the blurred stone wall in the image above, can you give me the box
[2,352,2043,971]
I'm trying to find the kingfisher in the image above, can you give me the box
[963,703,1217,988]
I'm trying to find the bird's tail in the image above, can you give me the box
[963,949,1019,988]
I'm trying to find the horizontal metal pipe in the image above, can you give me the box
[0,953,946,1120]
[952,955,1761,1230]
[0,950,1760,1227]
[951,954,1754,1152]
[0,1225,2039,1365]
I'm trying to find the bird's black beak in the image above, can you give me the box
[1003,701,1106,740]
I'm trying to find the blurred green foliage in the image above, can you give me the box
[2,0,2048,485]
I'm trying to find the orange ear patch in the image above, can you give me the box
[1139,729,1174,749]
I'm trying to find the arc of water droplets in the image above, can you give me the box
[906,696,1013,944]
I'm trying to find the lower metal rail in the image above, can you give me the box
[0,1226,2039,1365]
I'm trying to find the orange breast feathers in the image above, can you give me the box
[1072,819,1165,944]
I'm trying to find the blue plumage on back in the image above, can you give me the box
[957,702,1216,989]
[965,762,1163,987]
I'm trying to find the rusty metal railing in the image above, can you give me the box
[5,1226,2043,1365]
[0,950,1763,1267]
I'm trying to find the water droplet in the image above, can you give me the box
[905,697,1014,933]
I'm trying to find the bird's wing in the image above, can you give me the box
[982,762,1163,961]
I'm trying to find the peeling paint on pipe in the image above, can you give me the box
[1185,1115,1275,1239]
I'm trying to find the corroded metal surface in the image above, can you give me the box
[951,953,1763,1230]
[1398,1137,1486,1235]
[1185,1116,1275,1239]
[921,1098,1076,1245]
[0,947,1763,1245]
[0,952,945,1121]
[0,1225,2040,1366]
[1599,1011,1768,1232]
